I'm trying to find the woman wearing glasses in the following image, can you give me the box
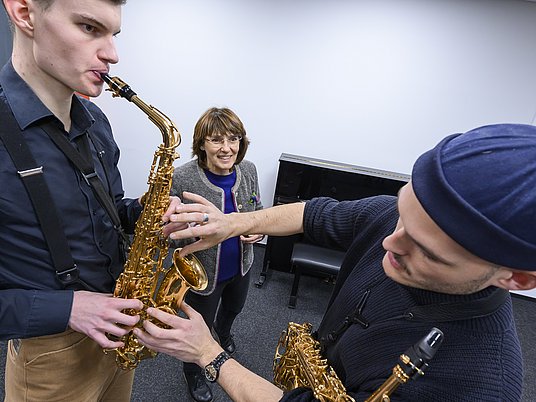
[171,107,263,402]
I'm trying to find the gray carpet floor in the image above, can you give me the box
[1,245,535,401]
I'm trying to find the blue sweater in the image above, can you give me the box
[204,169,240,282]
[281,195,522,402]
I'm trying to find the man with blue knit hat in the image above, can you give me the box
[137,123,536,401]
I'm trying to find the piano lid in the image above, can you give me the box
[275,153,410,204]
[279,153,410,183]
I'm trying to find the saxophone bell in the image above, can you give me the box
[154,249,209,314]
[172,250,209,292]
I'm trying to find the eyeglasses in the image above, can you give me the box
[205,135,242,146]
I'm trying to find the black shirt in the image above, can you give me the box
[0,61,142,340]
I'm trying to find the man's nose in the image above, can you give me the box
[100,37,119,65]
[383,226,409,255]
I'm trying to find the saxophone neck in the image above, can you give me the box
[101,73,180,149]
[133,98,180,147]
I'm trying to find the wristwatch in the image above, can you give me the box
[204,351,231,382]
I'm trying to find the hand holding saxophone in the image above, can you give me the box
[68,291,143,349]
[133,302,284,401]
[133,302,222,367]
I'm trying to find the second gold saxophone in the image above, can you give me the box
[101,73,208,370]
[273,322,443,402]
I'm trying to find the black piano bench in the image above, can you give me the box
[288,242,346,308]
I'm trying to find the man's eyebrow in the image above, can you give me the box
[395,191,455,266]
[78,13,121,35]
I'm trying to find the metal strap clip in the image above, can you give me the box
[17,167,43,178]
[83,171,98,186]
[56,265,80,286]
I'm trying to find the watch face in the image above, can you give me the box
[204,365,217,382]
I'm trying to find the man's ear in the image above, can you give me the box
[495,270,536,291]
[4,0,35,37]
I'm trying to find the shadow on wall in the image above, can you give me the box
[1,8,13,66]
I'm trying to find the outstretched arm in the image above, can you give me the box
[162,192,305,257]
[134,304,284,402]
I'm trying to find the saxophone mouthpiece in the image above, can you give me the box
[418,327,444,361]
[100,72,112,84]
[401,327,444,380]
[100,72,137,101]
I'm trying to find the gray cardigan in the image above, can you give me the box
[170,159,263,295]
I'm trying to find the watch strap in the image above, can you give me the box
[204,351,231,382]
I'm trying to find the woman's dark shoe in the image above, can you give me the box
[219,334,236,355]
[213,325,236,355]
[183,371,213,402]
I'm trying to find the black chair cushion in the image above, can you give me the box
[290,242,345,276]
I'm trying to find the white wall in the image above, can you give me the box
[95,0,536,200]
[94,0,536,297]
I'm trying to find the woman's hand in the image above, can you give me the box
[240,234,264,244]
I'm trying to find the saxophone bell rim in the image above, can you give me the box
[172,248,209,292]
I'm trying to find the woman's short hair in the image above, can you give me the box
[192,107,250,170]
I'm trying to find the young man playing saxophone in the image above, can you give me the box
[0,0,177,399]
[136,123,536,401]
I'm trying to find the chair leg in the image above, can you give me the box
[288,264,301,308]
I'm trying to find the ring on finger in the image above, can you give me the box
[202,213,209,223]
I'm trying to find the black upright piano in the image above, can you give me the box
[255,153,410,287]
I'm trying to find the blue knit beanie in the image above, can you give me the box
[412,124,536,271]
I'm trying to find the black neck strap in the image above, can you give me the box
[319,283,509,348]
[406,287,510,322]
[41,120,128,244]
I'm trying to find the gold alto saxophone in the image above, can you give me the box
[273,322,443,402]
[101,73,209,370]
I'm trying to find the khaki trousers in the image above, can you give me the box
[5,329,134,402]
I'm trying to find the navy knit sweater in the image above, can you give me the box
[280,196,523,402]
